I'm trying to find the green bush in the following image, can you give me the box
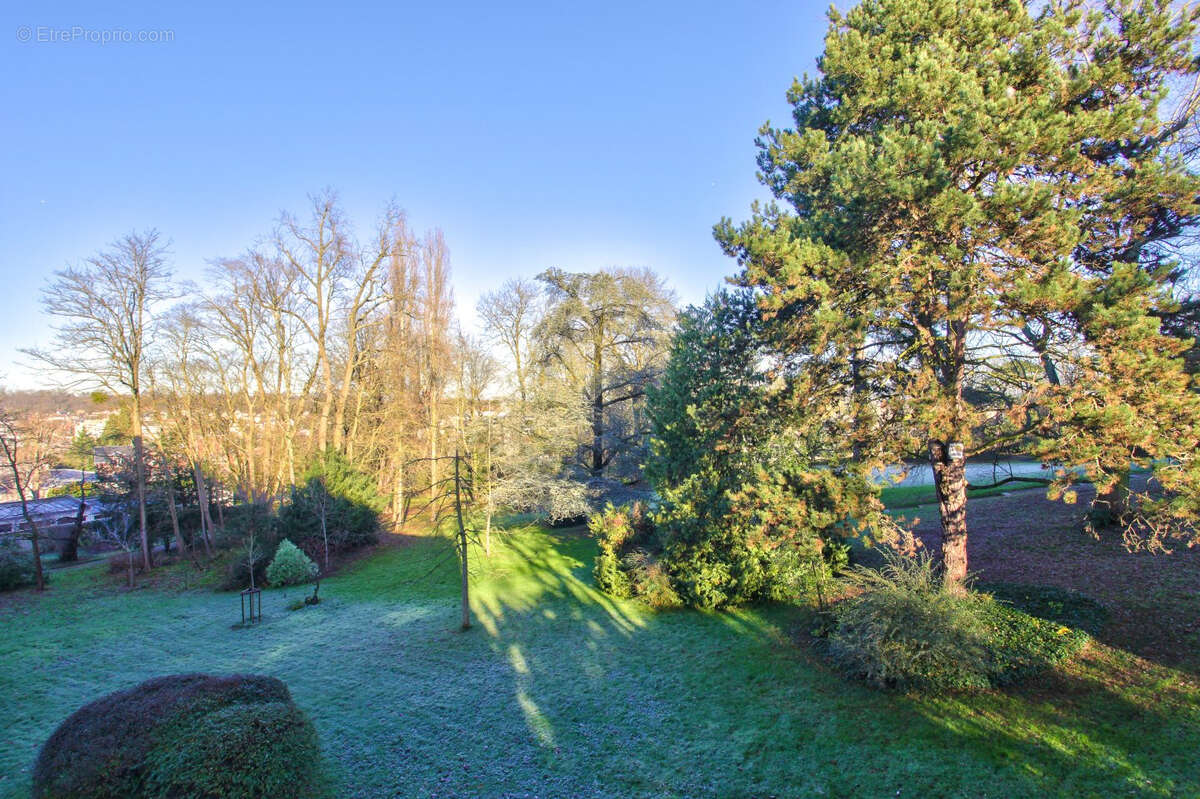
[0,539,38,592]
[826,553,1091,692]
[267,539,319,586]
[589,477,852,610]
[277,451,383,556]
[590,503,650,599]
[32,673,326,799]
[621,549,682,609]
[217,503,279,591]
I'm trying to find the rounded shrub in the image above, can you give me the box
[0,539,38,591]
[33,673,326,799]
[267,539,319,587]
[826,553,1091,692]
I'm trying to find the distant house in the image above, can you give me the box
[93,446,134,469]
[0,496,115,552]
[44,469,97,491]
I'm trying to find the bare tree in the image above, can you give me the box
[275,191,352,454]
[94,500,138,588]
[478,278,543,404]
[24,230,174,571]
[0,408,65,590]
[330,204,401,455]
[420,232,455,507]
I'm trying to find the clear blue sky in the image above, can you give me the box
[0,0,834,389]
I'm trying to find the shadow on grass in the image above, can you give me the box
[456,528,1200,798]
[3,525,1198,799]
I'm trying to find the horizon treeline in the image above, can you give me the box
[18,189,678,529]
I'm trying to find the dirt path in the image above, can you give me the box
[907,478,1200,671]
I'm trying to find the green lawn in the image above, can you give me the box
[2,527,1198,798]
[879,481,1044,509]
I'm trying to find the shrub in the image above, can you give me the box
[0,539,38,591]
[589,477,852,610]
[277,452,383,556]
[267,539,319,586]
[621,549,681,609]
[826,553,1091,692]
[827,552,996,691]
[590,503,652,598]
[33,673,326,799]
[216,503,278,591]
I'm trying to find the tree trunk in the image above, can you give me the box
[319,491,329,571]
[591,333,604,476]
[392,445,406,527]
[930,440,968,590]
[130,396,152,571]
[1093,469,1131,529]
[484,422,493,557]
[429,401,439,507]
[61,479,86,563]
[455,451,470,631]
[21,504,45,592]
[166,477,187,560]
[193,462,214,556]
[318,341,334,453]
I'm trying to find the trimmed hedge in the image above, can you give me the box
[33,673,325,799]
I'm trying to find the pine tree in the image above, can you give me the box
[716,0,1200,585]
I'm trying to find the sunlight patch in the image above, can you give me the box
[517,688,556,749]
[507,644,529,675]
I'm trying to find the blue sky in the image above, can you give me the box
[0,0,833,389]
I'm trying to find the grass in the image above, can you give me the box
[1,526,1199,798]
[879,481,1047,510]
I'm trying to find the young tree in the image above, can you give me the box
[716,0,1200,586]
[94,499,139,588]
[535,267,675,478]
[0,409,64,590]
[25,230,174,572]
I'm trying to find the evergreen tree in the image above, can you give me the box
[716,0,1200,585]
[602,291,879,608]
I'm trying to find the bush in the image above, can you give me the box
[33,673,326,799]
[826,553,1091,692]
[0,539,38,591]
[277,452,383,556]
[267,539,319,586]
[621,549,681,609]
[589,482,851,610]
[217,503,279,591]
[590,503,652,598]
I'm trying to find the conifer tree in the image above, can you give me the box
[716,0,1200,586]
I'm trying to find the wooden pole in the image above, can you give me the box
[454,450,471,631]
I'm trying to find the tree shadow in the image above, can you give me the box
[895,479,1200,676]
[429,529,1200,798]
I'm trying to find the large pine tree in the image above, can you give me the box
[716,0,1200,586]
